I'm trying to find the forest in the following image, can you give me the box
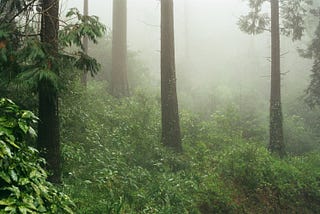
[0,0,320,213]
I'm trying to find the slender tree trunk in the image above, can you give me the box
[161,0,182,152]
[81,0,89,86]
[111,0,129,97]
[269,0,285,157]
[184,0,190,61]
[38,0,61,183]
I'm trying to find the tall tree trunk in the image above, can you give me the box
[111,0,129,97]
[269,0,285,157]
[38,0,61,183]
[184,0,190,61]
[161,0,182,152]
[81,0,89,86]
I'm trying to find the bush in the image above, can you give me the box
[284,114,320,154]
[0,98,73,213]
[60,82,320,213]
[60,82,238,213]
[217,143,320,212]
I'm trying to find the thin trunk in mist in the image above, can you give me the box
[184,0,190,61]
[239,0,309,156]
[81,0,89,86]
[179,0,194,94]
[111,0,129,97]
[38,0,61,183]
[161,0,182,152]
[269,0,285,157]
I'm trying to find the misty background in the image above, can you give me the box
[62,0,312,113]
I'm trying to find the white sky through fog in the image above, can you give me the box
[61,0,312,97]
[61,0,254,74]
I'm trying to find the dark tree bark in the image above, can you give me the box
[161,0,182,152]
[111,0,129,97]
[81,0,89,86]
[269,0,285,157]
[38,0,61,183]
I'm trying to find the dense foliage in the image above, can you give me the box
[59,82,320,213]
[0,1,105,105]
[0,98,73,213]
[0,0,106,182]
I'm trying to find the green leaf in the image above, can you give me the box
[18,178,30,186]
[0,198,15,206]
[0,171,11,183]
[22,201,37,211]
[38,205,47,212]
[18,206,29,214]
[4,205,16,212]
[30,170,40,179]
[0,126,13,137]
[2,134,20,149]
[84,180,92,184]
[28,127,37,138]
[0,140,12,157]
[63,206,74,214]
[30,183,40,196]
[9,170,18,182]
[21,111,36,120]
[18,121,29,133]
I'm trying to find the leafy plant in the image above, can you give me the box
[217,143,320,212]
[0,98,74,213]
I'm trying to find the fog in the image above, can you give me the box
[3,1,320,211]
[63,0,312,107]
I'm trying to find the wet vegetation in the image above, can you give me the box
[1,0,320,213]
[58,82,320,213]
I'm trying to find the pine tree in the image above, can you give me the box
[269,0,285,157]
[239,0,312,157]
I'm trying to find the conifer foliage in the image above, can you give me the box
[0,0,105,182]
[304,8,320,107]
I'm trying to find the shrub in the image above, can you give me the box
[0,98,73,213]
[284,114,320,154]
[60,82,320,213]
[217,143,320,212]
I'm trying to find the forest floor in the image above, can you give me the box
[58,82,320,213]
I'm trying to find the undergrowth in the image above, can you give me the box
[0,98,73,213]
[60,81,320,213]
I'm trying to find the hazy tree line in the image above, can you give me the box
[109,0,320,156]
